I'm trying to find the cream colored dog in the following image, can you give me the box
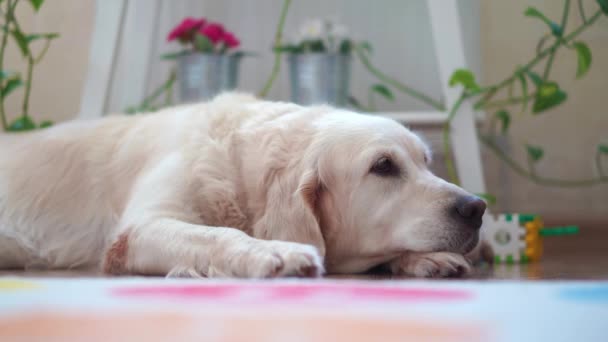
[0,93,487,278]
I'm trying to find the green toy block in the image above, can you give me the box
[539,226,579,236]
[519,214,537,224]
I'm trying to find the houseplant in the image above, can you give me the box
[165,17,242,103]
[269,15,439,112]
[0,0,57,132]
[275,19,352,106]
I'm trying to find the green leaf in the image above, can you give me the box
[573,41,592,79]
[7,116,36,132]
[371,84,395,101]
[495,110,511,134]
[29,0,44,11]
[273,44,303,53]
[26,32,59,43]
[339,39,352,54]
[448,68,480,92]
[301,39,325,53]
[598,144,608,154]
[192,33,214,52]
[230,51,255,58]
[526,144,545,162]
[0,70,16,80]
[517,71,529,112]
[476,193,497,206]
[1,77,23,98]
[160,50,190,60]
[524,7,563,36]
[359,41,372,54]
[526,70,543,87]
[532,81,567,113]
[597,0,608,15]
[39,120,53,128]
[11,29,29,57]
[347,96,366,111]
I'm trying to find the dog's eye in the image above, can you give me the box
[370,157,399,177]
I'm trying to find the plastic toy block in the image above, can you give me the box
[481,213,579,264]
[539,226,579,236]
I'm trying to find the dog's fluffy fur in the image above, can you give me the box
[0,93,485,278]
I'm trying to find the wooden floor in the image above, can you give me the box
[1,228,606,280]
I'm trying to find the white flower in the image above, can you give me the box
[291,18,352,53]
[330,23,348,40]
[298,18,325,41]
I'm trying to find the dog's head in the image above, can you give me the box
[300,111,485,273]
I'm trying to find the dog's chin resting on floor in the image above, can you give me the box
[0,93,492,278]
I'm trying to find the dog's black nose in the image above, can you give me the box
[454,196,486,228]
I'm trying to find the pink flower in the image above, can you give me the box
[199,23,225,44]
[222,31,240,49]
[167,17,206,42]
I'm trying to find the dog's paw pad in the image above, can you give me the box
[166,266,204,278]
[393,252,472,278]
[256,243,324,278]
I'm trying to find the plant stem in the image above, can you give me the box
[442,93,466,185]
[596,149,606,178]
[355,44,445,111]
[258,0,291,98]
[536,34,551,55]
[480,135,607,187]
[11,13,34,118]
[34,38,52,64]
[139,69,177,111]
[367,87,376,111]
[577,0,587,23]
[475,9,602,110]
[0,0,15,130]
[22,56,33,117]
[543,0,570,80]
[7,2,35,117]
[480,93,536,110]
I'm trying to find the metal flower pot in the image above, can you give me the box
[177,53,241,103]
[287,53,351,107]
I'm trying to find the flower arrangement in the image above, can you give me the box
[275,18,352,54]
[165,17,240,57]
[273,18,399,110]
[128,17,243,113]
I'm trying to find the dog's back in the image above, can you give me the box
[0,104,207,269]
[0,93,277,270]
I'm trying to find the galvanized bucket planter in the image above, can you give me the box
[177,53,241,103]
[287,53,351,107]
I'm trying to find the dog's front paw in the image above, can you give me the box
[465,239,495,265]
[246,241,324,278]
[260,241,324,278]
[389,252,472,278]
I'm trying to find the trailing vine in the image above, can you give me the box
[260,0,608,191]
[444,1,608,188]
[0,0,57,132]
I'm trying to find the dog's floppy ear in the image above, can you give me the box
[253,166,326,257]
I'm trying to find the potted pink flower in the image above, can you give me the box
[165,17,242,102]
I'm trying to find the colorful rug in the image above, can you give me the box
[1,277,607,341]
